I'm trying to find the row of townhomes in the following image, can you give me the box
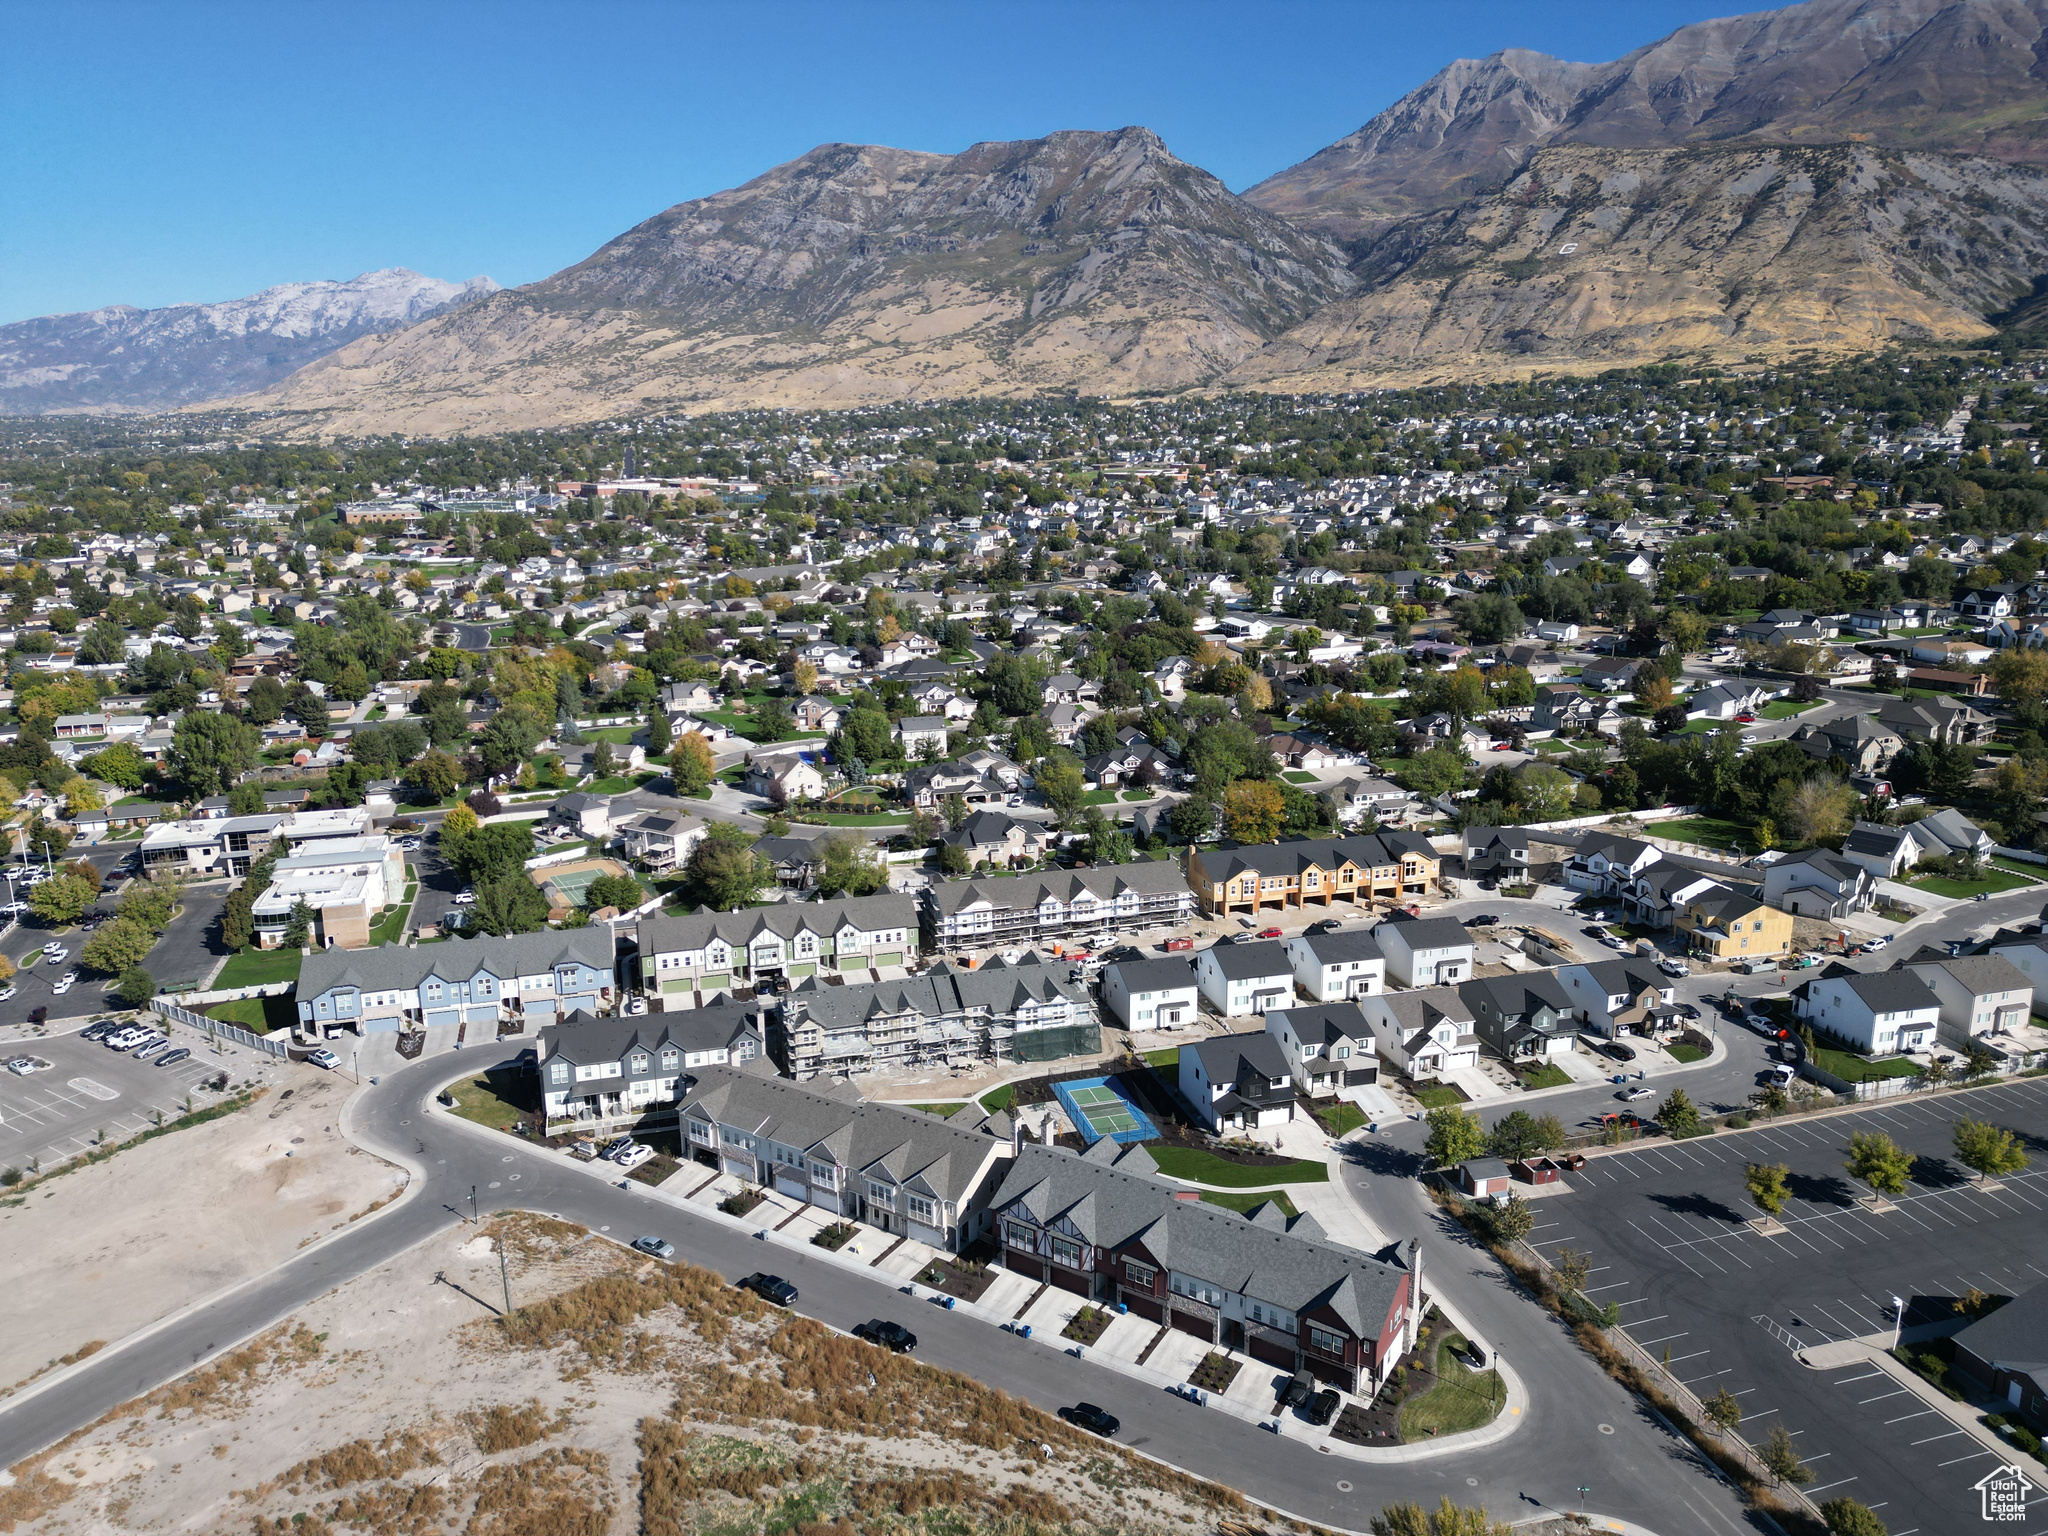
[296,928,616,1036]
[921,860,1194,949]
[635,894,918,1007]
[1185,831,1441,918]
[776,954,1096,1079]
[538,1003,767,1130]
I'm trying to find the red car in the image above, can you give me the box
[1257,927,1283,939]
[1734,712,1757,723]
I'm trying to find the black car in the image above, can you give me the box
[853,1319,917,1352]
[1467,914,1498,926]
[1278,1369,1314,1411]
[1582,925,1609,939]
[1601,1040,1638,1064]
[1307,918,1343,934]
[739,1272,798,1306]
[80,1022,115,1041]
[155,1047,192,1068]
[1058,1402,1119,1437]
[1673,1003,1701,1021]
[1304,1388,1341,1426]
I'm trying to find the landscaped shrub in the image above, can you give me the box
[719,1188,766,1219]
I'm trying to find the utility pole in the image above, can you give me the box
[498,1237,512,1315]
[470,1184,478,1226]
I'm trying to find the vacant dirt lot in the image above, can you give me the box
[0,1069,403,1394]
[3,1213,1251,1536]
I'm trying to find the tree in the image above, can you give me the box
[1492,1192,1534,1243]
[1370,1498,1512,1536]
[1424,1105,1486,1167]
[817,833,889,898]
[63,858,102,894]
[938,841,971,875]
[470,871,551,937]
[1487,1109,1564,1161]
[1703,1386,1743,1435]
[451,822,539,884]
[81,918,155,976]
[1554,1247,1591,1295]
[79,741,145,792]
[1221,779,1286,844]
[282,898,316,949]
[1846,1130,1913,1202]
[1455,593,1525,646]
[644,707,671,759]
[22,816,71,861]
[1656,1087,1703,1139]
[1760,1423,1813,1486]
[115,967,156,1007]
[167,710,260,798]
[1512,763,1574,822]
[1036,750,1085,825]
[227,781,267,815]
[57,775,101,812]
[243,674,289,724]
[590,739,617,781]
[835,708,893,766]
[752,699,794,743]
[118,880,178,931]
[1781,776,1859,847]
[1818,1498,1887,1536]
[406,748,464,803]
[584,873,645,912]
[29,873,95,925]
[1952,1118,2030,1183]
[687,822,772,909]
[1745,1161,1791,1216]
[1168,794,1216,844]
[671,731,716,795]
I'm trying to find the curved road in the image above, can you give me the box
[0,1047,1758,1536]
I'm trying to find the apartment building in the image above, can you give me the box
[637,894,916,1007]
[295,927,615,1037]
[990,1142,1419,1394]
[1185,831,1439,918]
[537,1003,766,1132]
[921,861,1192,950]
[774,953,1096,1079]
[249,836,405,949]
[140,805,377,879]
[678,1065,1011,1252]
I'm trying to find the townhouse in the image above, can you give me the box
[774,953,1096,1079]
[536,1003,768,1131]
[989,1142,1419,1393]
[1557,959,1678,1039]
[1357,987,1479,1082]
[1265,1001,1378,1096]
[1901,955,2034,1047]
[1178,1030,1298,1131]
[921,860,1192,949]
[1563,833,1665,901]
[1284,928,1385,1001]
[1793,968,1941,1055]
[1184,831,1439,918]
[1460,826,1579,885]
[637,893,916,1006]
[296,927,615,1037]
[1373,915,1473,988]
[1099,956,1201,1032]
[678,1065,1010,1253]
[1193,939,1297,1017]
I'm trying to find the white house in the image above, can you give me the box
[894,715,951,758]
[1193,940,1297,1018]
[1793,969,1940,1055]
[1532,621,1579,643]
[1841,810,1996,881]
[1685,680,1768,721]
[1357,987,1480,1084]
[1563,833,1664,899]
[1903,955,2035,1047]
[1373,915,1473,989]
[1099,957,1201,1032]
[1557,960,1677,1039]
[1177,1030,1297,1132]
[1761,848,1875,919]
[1265,1001,1378,1097]
[1284,929,1386,1001]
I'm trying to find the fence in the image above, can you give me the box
[152,997,293,1059]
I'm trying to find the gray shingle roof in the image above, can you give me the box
[1910,954,2032,996]
[1103,957,1199,994]
[1952,1282,2048,1376]
[923,859,1188,917]
[298,926,613,997]
[539,1003,761,1067]
[639,892,916,954]
[987,1142,1410,1336]
[1205,939,1294,981]
[676,1063,1004,1204]
[1293,930,1384,965]
[1194,831,1437,885]
[1267,1001,1373,1047]
[1376,915,1470,952]
[1835,969,1941,1013]
[785,952,1085,1032]
[1188,1028,1291,1081]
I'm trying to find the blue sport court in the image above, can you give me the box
[1052,1075,1160,1146]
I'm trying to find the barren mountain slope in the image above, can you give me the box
[1233,143,2048,389]
[1247,0,2048,241]
[0,268,497,414]
[235,129,1353,436]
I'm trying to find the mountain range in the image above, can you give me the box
[0,269,498,415]
[22,0,2048,430]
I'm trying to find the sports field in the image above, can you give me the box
[535,856,630,909]
[1052,1075,1159,1145]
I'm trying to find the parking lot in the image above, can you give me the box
[0,1025,250,1173]
[1527,1076,2048,1535]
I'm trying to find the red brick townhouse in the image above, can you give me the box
[988,1141,1420,1394]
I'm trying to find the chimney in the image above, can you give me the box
[1010,1113,1022,1158]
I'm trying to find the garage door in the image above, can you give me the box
[1343,1067,1375,1086]
[425,1009,458,1029]
[774,1172,806,1201]
[1121,1292,1163,1323]
[1049,1265,1092,1298]
[1249,1332,1295,1370]
[1169,1308,1215,1342]
[1005,1252,1045,1282]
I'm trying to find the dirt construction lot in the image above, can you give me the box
[0,1067,404,1394]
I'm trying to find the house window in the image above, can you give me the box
[868,1181,894,1205]
[660,1049,678,1070]
[629,1053,649,1074]
[1307,1324,1346,1356]
[906,1195,936,1226]
[1124,1259,1156,1288]
[1002,1219,1036,1250]
[1049,1236,1084,1270]
[550,1063,567,1083]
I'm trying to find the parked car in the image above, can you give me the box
[1600,1040,1638,1064]
[1256,927,1283,940]
[622,996,648,1015]
[6,1056,43,1075]
[628,1235,676,1260]
[1864,934,1891,950]
[80,1022,116,1041]
[155,1048,192,1068]
[40,944,67,964]
[452,890,477,906]
[738,1273,798,1306]
[1467,914,1498,926]
[1658,958,1690,978]
[0,986,16,1002]
[1307,918,1343,934]
[1621,1086,1655,1101]
[306,1048,341,1070]
[1673,1003,1701,1020]
[852,1320,917,1353]
[131,1036,169,1058]
[613,1143,655,1172]
[599,1136,635,1161]
[51,972,77,995]
[1304,1388,1341,1426]
[1058,1403,1120,1437]
[1278,1370,1315,1411]
[1601,934,1628,950]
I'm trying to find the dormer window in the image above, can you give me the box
[629,1053,649,1074]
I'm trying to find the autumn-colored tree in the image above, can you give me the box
[1222,780,1286,844]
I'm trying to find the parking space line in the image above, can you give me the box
[1938,1448,2001,1467]
[1910,1430,1966,1445]
[1881,1409,1934,1423]
[1806,1478,1859,1495]
[1835,1371,1887,1383]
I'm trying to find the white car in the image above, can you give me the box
[0,902,26,917]
[1862,934,1891,951]
[6,1057,43,1076]
[622,996,648,1015]
[452,890,477,906]
[51,972,76,995]
[613,1143,655,1172]
[1658,958,1690,978]
[306,1048,341,1070]
[0,986,16,1001]
[41,944,67,963]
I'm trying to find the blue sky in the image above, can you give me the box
[3,1,1744,324]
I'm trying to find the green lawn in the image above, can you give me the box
[1649,815,1754,853]
[1534,739,1573,754]
[1080,789,1121,805]
[1199,1188,1301,1217]
[1399,1336,1505,1441]
[1411,1083,1469,1110]
[1907,868,2035,899]
[1310,1100,1368,1137]
[581,725,640,744]
[213,948,304,988]
[978,1083,1016,1114]
[1667,1042,1709,1064]
[1992,857,2048,881]
[205,995,295,1033]
[1516,1062,1573,1090]
[907,1102,967,1118]
[1669,718,1729,736]
[806,811,914,826]
[1759,699,1821,719]
[447,1068,533,1130]
[366,882,418,947]
[1813,1046,1923,1082]
[1121,789,1152,801]
[1282,771,1319,784]
[1145,1146,1329,1187]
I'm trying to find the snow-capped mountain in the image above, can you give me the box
[0,268,500,414]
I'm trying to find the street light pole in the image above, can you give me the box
[469,1184,478,1226]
